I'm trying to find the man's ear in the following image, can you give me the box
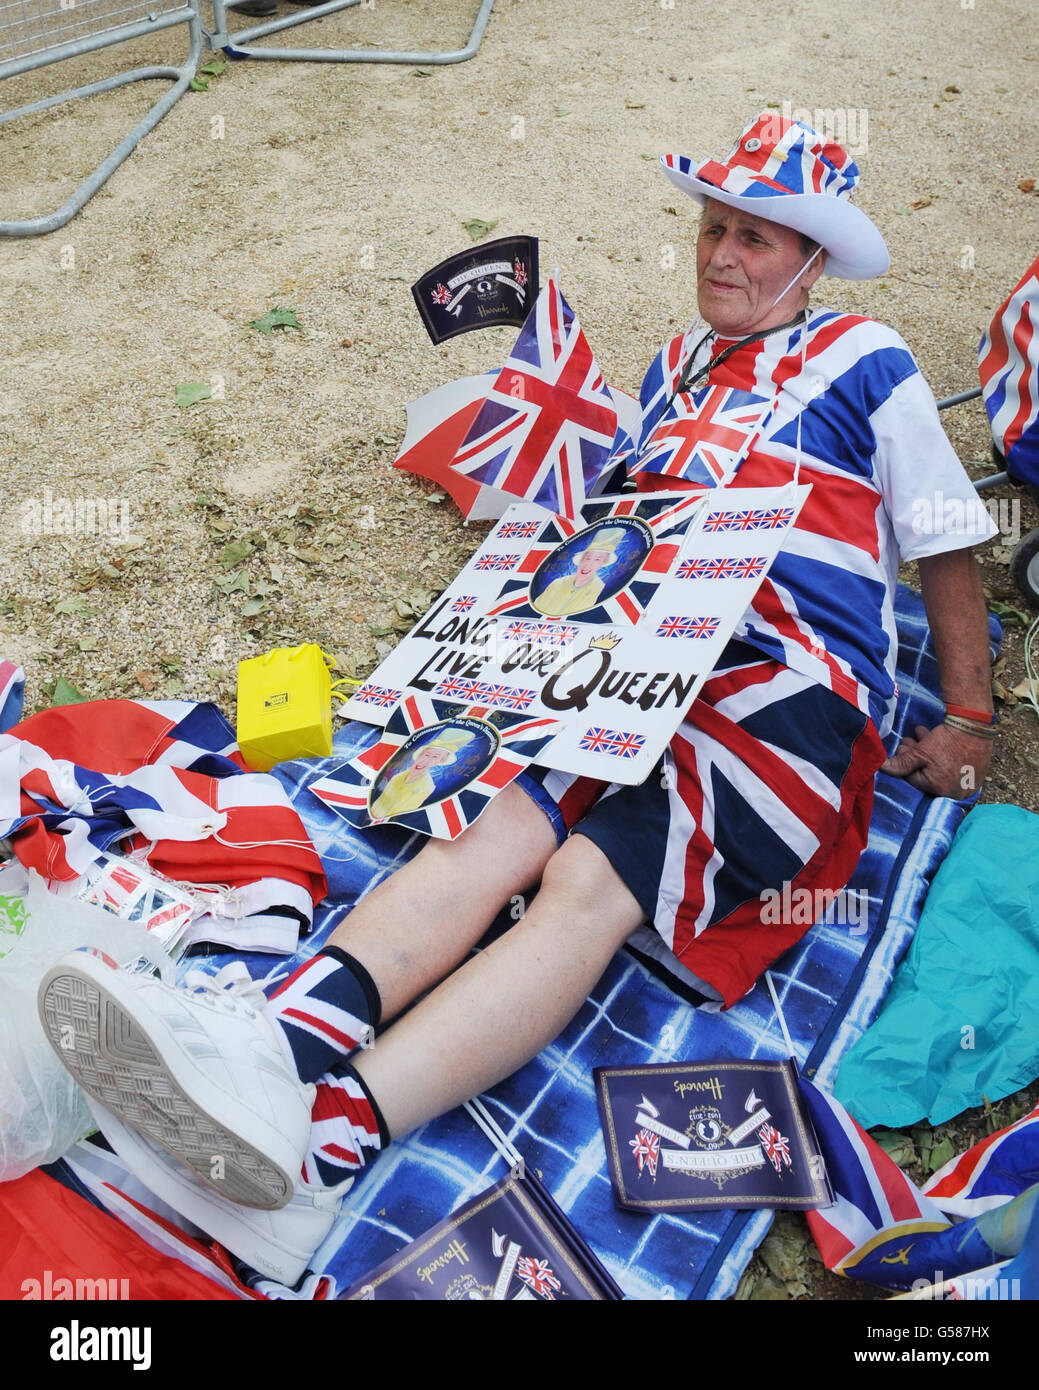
[801,248,826,293]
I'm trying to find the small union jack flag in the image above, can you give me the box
[724,556,767,578]
[579,727,617,754]
[449,279,618,520]
[355,683,401,707]
[513,258,528,288]
[496,519,541,538]
[431,282,451,306]
[754,507,796,530]
[630,1128,660,1178]
[656,615,720,639]
[579,727,645,758]
[515,1256,561,1299]
[475,553,521,571]
[451,595,478,612]
[498,688,535,710]
[758,1122,792,1175]
[433,678,473,699]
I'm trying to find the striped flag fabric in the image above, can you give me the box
[802,1077,1039,1293]
[628,384,772,488]
[448,279,619,520]
[0,660,24,734]
[800,1076,951,1286]
[922,1100,1039,1218]
[978,253,1039,486]
[0,698,326,951]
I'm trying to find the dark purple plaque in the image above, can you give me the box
[595,1059,833,1214]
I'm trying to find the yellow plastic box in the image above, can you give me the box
[236,643,332,772]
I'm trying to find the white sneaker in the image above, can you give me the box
[88,1098,349,1288]
[38,948,315,1211]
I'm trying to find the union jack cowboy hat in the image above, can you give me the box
[661,112,890,280]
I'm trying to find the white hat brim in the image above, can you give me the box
[662,161,890,281]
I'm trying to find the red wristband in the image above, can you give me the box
[945,702,996,725]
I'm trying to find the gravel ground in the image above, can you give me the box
[2,0,1037,1300]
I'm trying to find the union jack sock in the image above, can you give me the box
[303,1065,388,1188]
[264,946,381,1084]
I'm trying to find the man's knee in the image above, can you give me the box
[538,833,645,935]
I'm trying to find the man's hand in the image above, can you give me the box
[881,721,992,799]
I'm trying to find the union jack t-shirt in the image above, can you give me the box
[620,309,997,737]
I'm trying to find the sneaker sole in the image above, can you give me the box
[91,1100,326,1287]
[39,961,294,1211]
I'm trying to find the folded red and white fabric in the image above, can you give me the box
[0,698,327,954]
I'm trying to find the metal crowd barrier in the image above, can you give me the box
[210,0,495,66]
[1,0,494,237]
[0,0,203,237]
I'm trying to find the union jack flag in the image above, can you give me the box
[513,258,528,288]
[515,1256,561,1299]
[978,254,1039,485]
[677,556,766,580]
[579,727,616,754]
[656,615,720,639]
[630,1128,660,1177]
[629,384,772,487]
[448,279,618,520]
[758,1122,792,1175]
[450,595,477,612]
[496,520,541,539]
[605,730,645,758]
[431,282,451,306]
[475,553,521,571]
[355,683,402,707]
[433,677,473,699]
[498,689,535,710]
[580,727,645,758]
[754,507,796,529]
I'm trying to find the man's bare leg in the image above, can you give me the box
[353,833,645,1139]
[322,782,560,1021]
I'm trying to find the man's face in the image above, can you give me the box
[695,198,822,338]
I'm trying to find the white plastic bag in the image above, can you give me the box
[0,865,170,1183]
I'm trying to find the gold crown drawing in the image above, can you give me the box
[588,632,621,650]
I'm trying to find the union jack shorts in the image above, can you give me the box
[517,640,886,1009]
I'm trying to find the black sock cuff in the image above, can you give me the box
[319,944,383,1029]
[343,1062,391,1149]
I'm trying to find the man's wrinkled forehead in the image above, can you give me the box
[699,196,791,242]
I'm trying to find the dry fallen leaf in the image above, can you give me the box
[1012,676,1039,701]
[135,670,158,692]
[1019,178,1036,193]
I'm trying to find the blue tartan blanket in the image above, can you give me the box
[41,585,1001,1299]
[207,584,995,1300]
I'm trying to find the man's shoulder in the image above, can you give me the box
[810,307,913,354]
[808,309,921,401]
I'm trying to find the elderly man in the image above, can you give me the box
[40,114,997,1280]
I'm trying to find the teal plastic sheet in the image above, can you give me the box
[835,804,1039,1128]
